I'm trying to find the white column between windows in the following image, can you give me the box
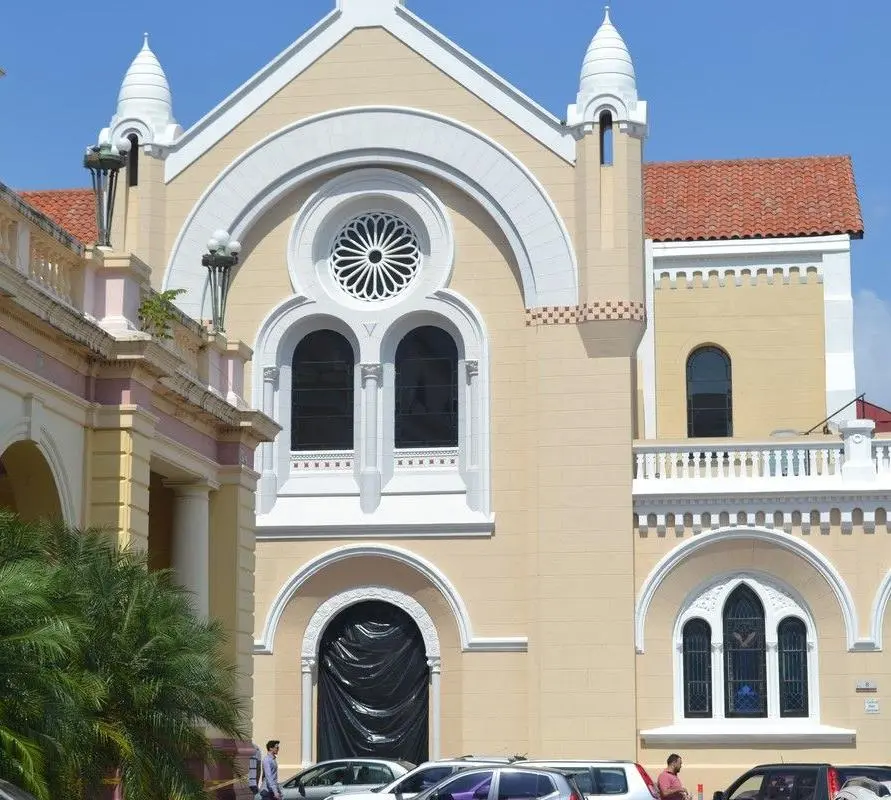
[766,640,780,717]
[359,364,383,513]
[166,481,214,618]
[464,360,481,511]
[428,656,442,759]
[300,656,315,765]
[259,366,279,514]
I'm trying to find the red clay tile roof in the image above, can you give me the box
[16,155,863,246]
[18,189,97,245]
[644,155,863,241]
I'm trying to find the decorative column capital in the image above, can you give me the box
[427,656,442,674]
[263,366,280,384]
[766,641,779,652]
[301,656,317,675]
[465,359,479,379]
[360,363,383,384]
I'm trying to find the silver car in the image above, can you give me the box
[521,761,660,800]
[281,759,414,800]
[413,765,585,800]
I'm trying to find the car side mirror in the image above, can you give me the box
[298,783,306,797]
[713,792,725,800]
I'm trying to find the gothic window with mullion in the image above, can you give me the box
[395,326,459,449]
[778,617,809,717]
[291,330,356,451]
[723,584,767,718]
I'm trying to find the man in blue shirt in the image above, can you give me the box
[261,740,282,800]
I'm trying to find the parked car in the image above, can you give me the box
[282,759,415,800]
[0,781,38,800]
[325,757,523,800]
[835,778,891,800]
[713,764,891,800]
[415,765,585,800]
[521,760,659,800]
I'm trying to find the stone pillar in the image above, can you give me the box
[259,366,279,514]
[427,656,442,759]
[167,481,213,617]
[359,364,382,513]
[840,418,876,482]
[300,656,316,765]
[88,406,156,551]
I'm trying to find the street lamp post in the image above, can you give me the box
[202,229,241,332]
[83,135,131,248]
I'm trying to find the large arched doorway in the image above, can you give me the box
[317,600,429,763]
[0,441,63,522]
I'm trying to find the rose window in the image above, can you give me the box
[330,213,420,301]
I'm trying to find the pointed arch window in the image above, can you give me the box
[291,330,355,451]
[395,326,458,449]
[127,133,139,187]
[682,619,712,718]
[599,110,614,166]
[723,585,767,718]
[778,617,809,718]
[686,346,732,438]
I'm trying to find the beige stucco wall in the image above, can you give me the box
[654,274,826,439]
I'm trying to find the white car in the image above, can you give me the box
[835,778,891,800]
[520,760,660,800]
[324,758,520,800]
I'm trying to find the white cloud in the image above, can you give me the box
[854,289,891,409]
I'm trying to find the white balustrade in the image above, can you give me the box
[634,441,844,483]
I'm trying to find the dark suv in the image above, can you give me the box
[714,764,891,800]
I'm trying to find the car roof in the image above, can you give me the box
[524,760,635,766]
[310,759,408,767]
[749,764,891,770]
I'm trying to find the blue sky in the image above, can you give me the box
[2,0,890,402]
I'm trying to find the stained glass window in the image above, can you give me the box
[723,584,767,717]
[682,619,712,718]
[778,617,809,717]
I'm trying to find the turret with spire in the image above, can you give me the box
[99,33,181,150]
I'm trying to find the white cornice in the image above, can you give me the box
[165,2,573,180]
[650,234,852,259]
[639,722,856,747]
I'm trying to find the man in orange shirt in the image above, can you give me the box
[657,755,690,800]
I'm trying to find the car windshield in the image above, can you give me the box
[413,771,493,800]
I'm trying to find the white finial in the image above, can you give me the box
[603,5,610,23]
[142,32,150,49]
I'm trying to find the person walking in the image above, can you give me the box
[261,740,282,800]
[658,754,690,800]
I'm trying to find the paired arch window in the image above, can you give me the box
[681,583,810,720]
[291,330,355,451]
[395,326,459,449]
[290,325,459,453]
[686,346,732,438]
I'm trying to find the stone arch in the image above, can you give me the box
[635,526,862,653]
[255,542,526,655]
[301,585,440,659]
[870,569,891,649]
[0,418,75,525]
[164,107,578,316]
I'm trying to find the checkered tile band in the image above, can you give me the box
[525,300,646,326]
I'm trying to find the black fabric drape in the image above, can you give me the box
[317,601,429,763]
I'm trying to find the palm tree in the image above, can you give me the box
[0,513,103,800]
[42,522,248,800]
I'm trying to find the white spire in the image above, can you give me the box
[579,7,636,99]
[102,33,181,148]
[567,6,646,132]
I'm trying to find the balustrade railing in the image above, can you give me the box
[634,441,845,483]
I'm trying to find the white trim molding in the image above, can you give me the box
[254,542,527,655]
[298,585,443,763]
[634,525,867,654]
[869,569,891,650]
[164,107,578,316]
[164,0,573,180]
[639,721,855,748]
[671,571,820,724]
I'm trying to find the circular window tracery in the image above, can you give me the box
[330,213,421,301]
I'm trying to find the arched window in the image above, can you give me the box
[395,326,458,449]
[778,617,809,718]
[127,133,139,187]
[599,110,614,166]
[686,346,732,438]
[723,584,767,718]
[291,330,355,451]
[682,619,712,718]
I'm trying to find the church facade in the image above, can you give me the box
[13,0,891,791]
